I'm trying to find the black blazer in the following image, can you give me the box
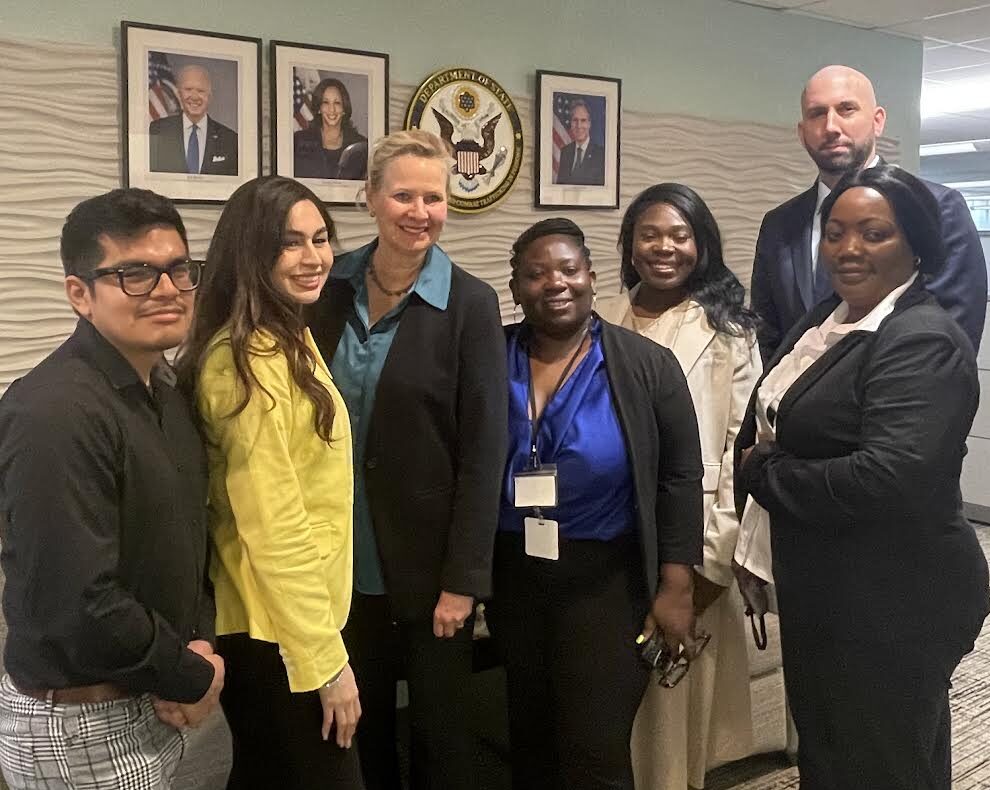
[734,282,989,646]
[308,257,508,622]
[505,318,704,597]
[293,125,368,180]
[556,141,606,186]
[149,114,239,176]
[750,171,987,360]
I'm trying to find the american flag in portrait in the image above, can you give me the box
[293,75,314,132]
[551,93,576,180]
[148,52,180,120]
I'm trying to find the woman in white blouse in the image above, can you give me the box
[734,165,989,790]
[598,182,761,790]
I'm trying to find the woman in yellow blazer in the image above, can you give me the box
[178,176,363,790]
[598,183,761,790]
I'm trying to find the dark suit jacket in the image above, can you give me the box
[293,125,368,180]
[149,114,238,176]
[751,173,987,360]
[556,141,606,185]
[504,319,704,596]
[734,281,989,647]
[308,253,508,622]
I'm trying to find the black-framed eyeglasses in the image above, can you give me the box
[79,260,205,296]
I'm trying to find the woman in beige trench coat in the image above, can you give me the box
[598,183,761,790]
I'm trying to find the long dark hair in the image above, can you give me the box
[177,176,337,442]
[821,165,944,277]
[310,78,361,141]
[618,183,758,336]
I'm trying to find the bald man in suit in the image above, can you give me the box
[751,65,986,360]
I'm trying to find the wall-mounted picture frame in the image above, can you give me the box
[535,70,621,210]
[271,40,389,206]
[122,21,261,204]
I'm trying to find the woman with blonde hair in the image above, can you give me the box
[308,129,507,790]
[179,175,362,789]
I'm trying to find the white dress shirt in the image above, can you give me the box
[182,114,206,174]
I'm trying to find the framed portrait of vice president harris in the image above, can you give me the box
[122,21,261,203]
[271,41,389,206]
[535,70,621,210]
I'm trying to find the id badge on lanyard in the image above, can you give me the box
[514,329,587,561]
[524,516,559,560]
[514,464,557,508]
[516,465,559,560]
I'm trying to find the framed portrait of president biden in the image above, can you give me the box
[271,40,389,206]
[122,21,261,203]
[535,70,621,210]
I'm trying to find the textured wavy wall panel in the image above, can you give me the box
[0,35,900,390]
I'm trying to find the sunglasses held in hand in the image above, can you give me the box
[637,630,712,688]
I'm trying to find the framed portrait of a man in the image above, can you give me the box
[122,21,261,203]
[535,70,621,209]
[271,41,388,206]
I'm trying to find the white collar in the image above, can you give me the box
[824,270,918,337]
[182,114,207,132]
[814,153,881,216]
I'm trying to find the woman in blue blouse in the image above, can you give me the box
[488,218,705,790]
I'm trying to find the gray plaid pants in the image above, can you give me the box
[0,675,185,789]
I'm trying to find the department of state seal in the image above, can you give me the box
[405,68,523,214]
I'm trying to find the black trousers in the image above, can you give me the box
[487,531,651,790]
[341,592,476,790]
[782,628,968,790]
[216,633,364,790]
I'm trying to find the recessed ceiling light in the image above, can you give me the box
[921,80,990,118]
[920,141,982,156]
[943,179,990,189]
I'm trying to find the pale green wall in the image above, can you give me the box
[0,0,922,170]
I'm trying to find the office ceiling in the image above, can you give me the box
[728,1,990,144]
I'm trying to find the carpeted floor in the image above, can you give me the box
[705,523,990,790]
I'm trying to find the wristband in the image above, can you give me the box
[321,668,344,690]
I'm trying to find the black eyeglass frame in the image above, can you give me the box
[78,260,205,296]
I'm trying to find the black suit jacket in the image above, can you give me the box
[293,126,368,180]
[734,282,989,646]
[308,255,508,622]
[556,141,606,185]
[149,114,238,176]
[751,172,987,360]
[505,319,704,596]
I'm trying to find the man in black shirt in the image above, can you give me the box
[0,189,223,789]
